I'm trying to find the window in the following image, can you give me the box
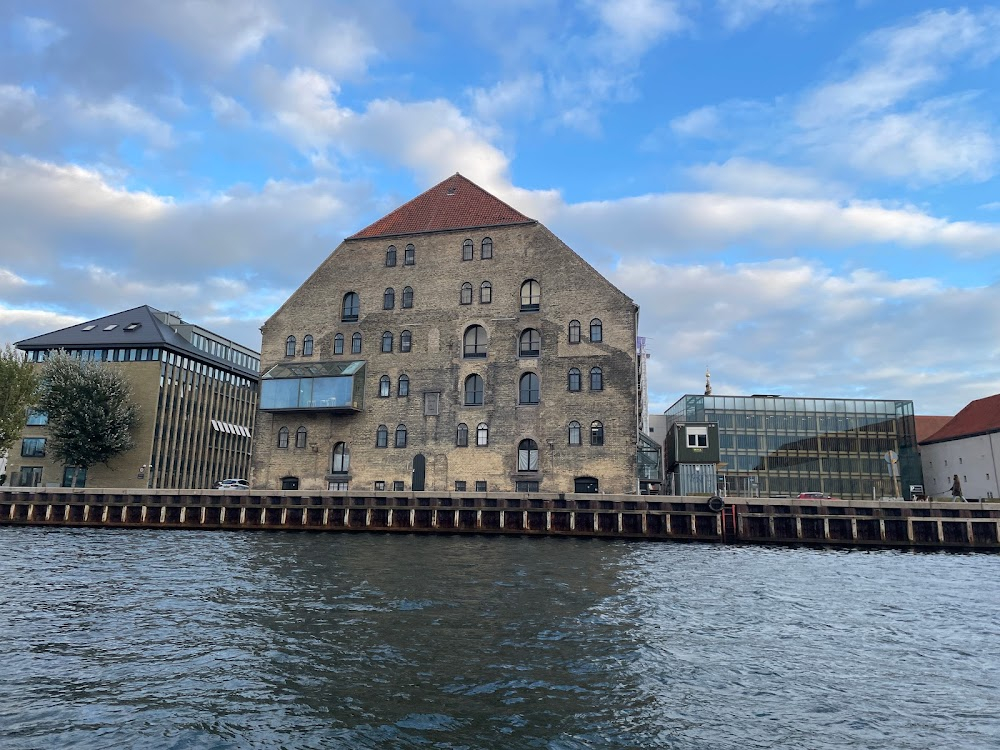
[352,332,362,354]
[568,320,581,344]
[302,335,314,356]
[456,423,468,447]
[395,424,408,448]
[460,282,473,305]
[517,439,539,471]
[686,426,708,448]
[475,480,487,492]
[329,481,349,491]
[404,244,415,265]
[382,332,393,353]
[464,375,484,405]
[455,480,467,491]
[520,279,540,311]
[463,239,474,261]
[590,367,603,391]
[519,329,541,357]
[398,374,410,396]
[519,372,539,404]
[477,423,489,446]
[17,466,42,487]
[62,466,87,488]
[386,245,397,267]
[400,330,412,352]
[481,237,493,259]
[277,427,289,449]
[591,421,604,446]
[464,325,487,358]
[21,437,45,457]
[334,334,344,355]
[402,286,413,308]
[26,409,48,426]
[424,392,440,416]
[342,292,359,322]
[375,480,386,490]
[285,336,296,357]
[568,368,581,392]
[379,375,391,397]
[376,425,388,448]
[332,442,350,473]
[568,421,582,445]
[384,288,395,310]
[295,427,307,448]
[393,480,405,491]
[516,480,539,492]
[480,281,492,304]
[590,318,603,342]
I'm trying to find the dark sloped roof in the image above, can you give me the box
[915,415,953,443]
[347,173,534,240]
[921,394,1000,444]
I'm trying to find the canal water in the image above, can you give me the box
[1,528,997,749]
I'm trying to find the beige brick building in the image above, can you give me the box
[13,306,259,489]
[254,174,641,493]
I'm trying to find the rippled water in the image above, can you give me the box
[1,528,997,749]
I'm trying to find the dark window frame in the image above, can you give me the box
[460,282,473,305]
[402,286,413,308]
[590,318,603,342]
[398,374,410,396]
[568,368,581,392]
[404,244,415,265]
[568,320,581,344]
[463,325,488,358]
[519,328,540,357]
[341,292,359,322]
[334,334,344,355]
[381,331,393,353]
[456,423,469,447]
[285,336,296,357]
[384,288,395,310]
[462,239,474,261]
[379,375,391,398]
[519,372,540,404]
[386,245,397,267]
[295,426,307,448]
[395,424,408,448]
[481,237,493,259]
[520,279,540,312]
[464,374,484,405]
[277,427,289,449]
[302,335,313,356]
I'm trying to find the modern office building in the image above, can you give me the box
[13,306,259,489]
[254,173,642,493]
[662,393,921,501]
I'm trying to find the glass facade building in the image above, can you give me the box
[663,395,921,500]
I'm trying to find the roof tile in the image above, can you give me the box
[921,394,1000,444]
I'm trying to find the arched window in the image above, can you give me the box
[456,423,469,447]
[384,288,395,310]
[352,332,362,354]
[519,329,540,357]
[517,439,539,471]
[381,332,393,353]
[591,421,604,446]
[285,336,296,357]
[404,244,415,265]
[295,426,307,448]
[480,281,492,304]
[568,421,582,445]
[281,476,300,490]
[519,372,539,404]
[590,367,603,391]
[398,374,409,396]
[400,330,412,352]
[590,318,603,342]
[342,292,359,322]
[386,245,397,267]
[568,320,581,344]
[460,282,473,305]
[333,333,344,354]
[477,422,489,446]
[481,237,493,259]
[277,426,289,448]
[462,239,474,261]
[302,335,314,356]
[379,375,390,397]
[402,286,413,308]
[568,368,581,392]
[395,424,407,448]
[376,425,388,448]
[464,325,487,358]
[464,374,484,405]
[332,442,350,473]
[520,279,540,311]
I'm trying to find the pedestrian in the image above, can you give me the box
[951,474,964,501]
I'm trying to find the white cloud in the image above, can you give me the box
[209,91,252,126]
[686,158,846,198]
[591,0,686,56]
[715,0,826,31]
[66,94,174,148]
[469,74,545,124]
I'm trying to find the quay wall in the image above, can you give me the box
[2,489,999,551]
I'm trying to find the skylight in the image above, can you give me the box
[104,324,118,331]
[81,324,96,331]
[124,323,142,331]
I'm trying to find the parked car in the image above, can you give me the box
[798,491,842,501]
[215,478,250,490]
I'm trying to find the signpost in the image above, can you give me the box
[883,450,901,499]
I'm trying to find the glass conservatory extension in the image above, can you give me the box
[259,361,366,412]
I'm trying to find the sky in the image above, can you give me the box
[1,0,999,418]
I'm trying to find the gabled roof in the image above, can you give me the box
[915,415,953,443]
[347,173,534,240]
[921,394,1000,444]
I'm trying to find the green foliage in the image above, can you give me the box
[38,351,140,477]
[0,343,40,457]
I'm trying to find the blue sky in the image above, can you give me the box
[1,0,998,417]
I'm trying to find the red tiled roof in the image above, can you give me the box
[914,415,953,443]
[348,173,534,239]
[921,394,1000,444]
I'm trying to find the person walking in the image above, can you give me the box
[951,474,964,501]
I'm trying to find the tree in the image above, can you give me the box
[38,351,141,485]
[0,344,40,473]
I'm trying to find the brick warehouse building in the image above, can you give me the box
[254,174,642,493]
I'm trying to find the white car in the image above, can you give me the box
[215,478,250,490]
